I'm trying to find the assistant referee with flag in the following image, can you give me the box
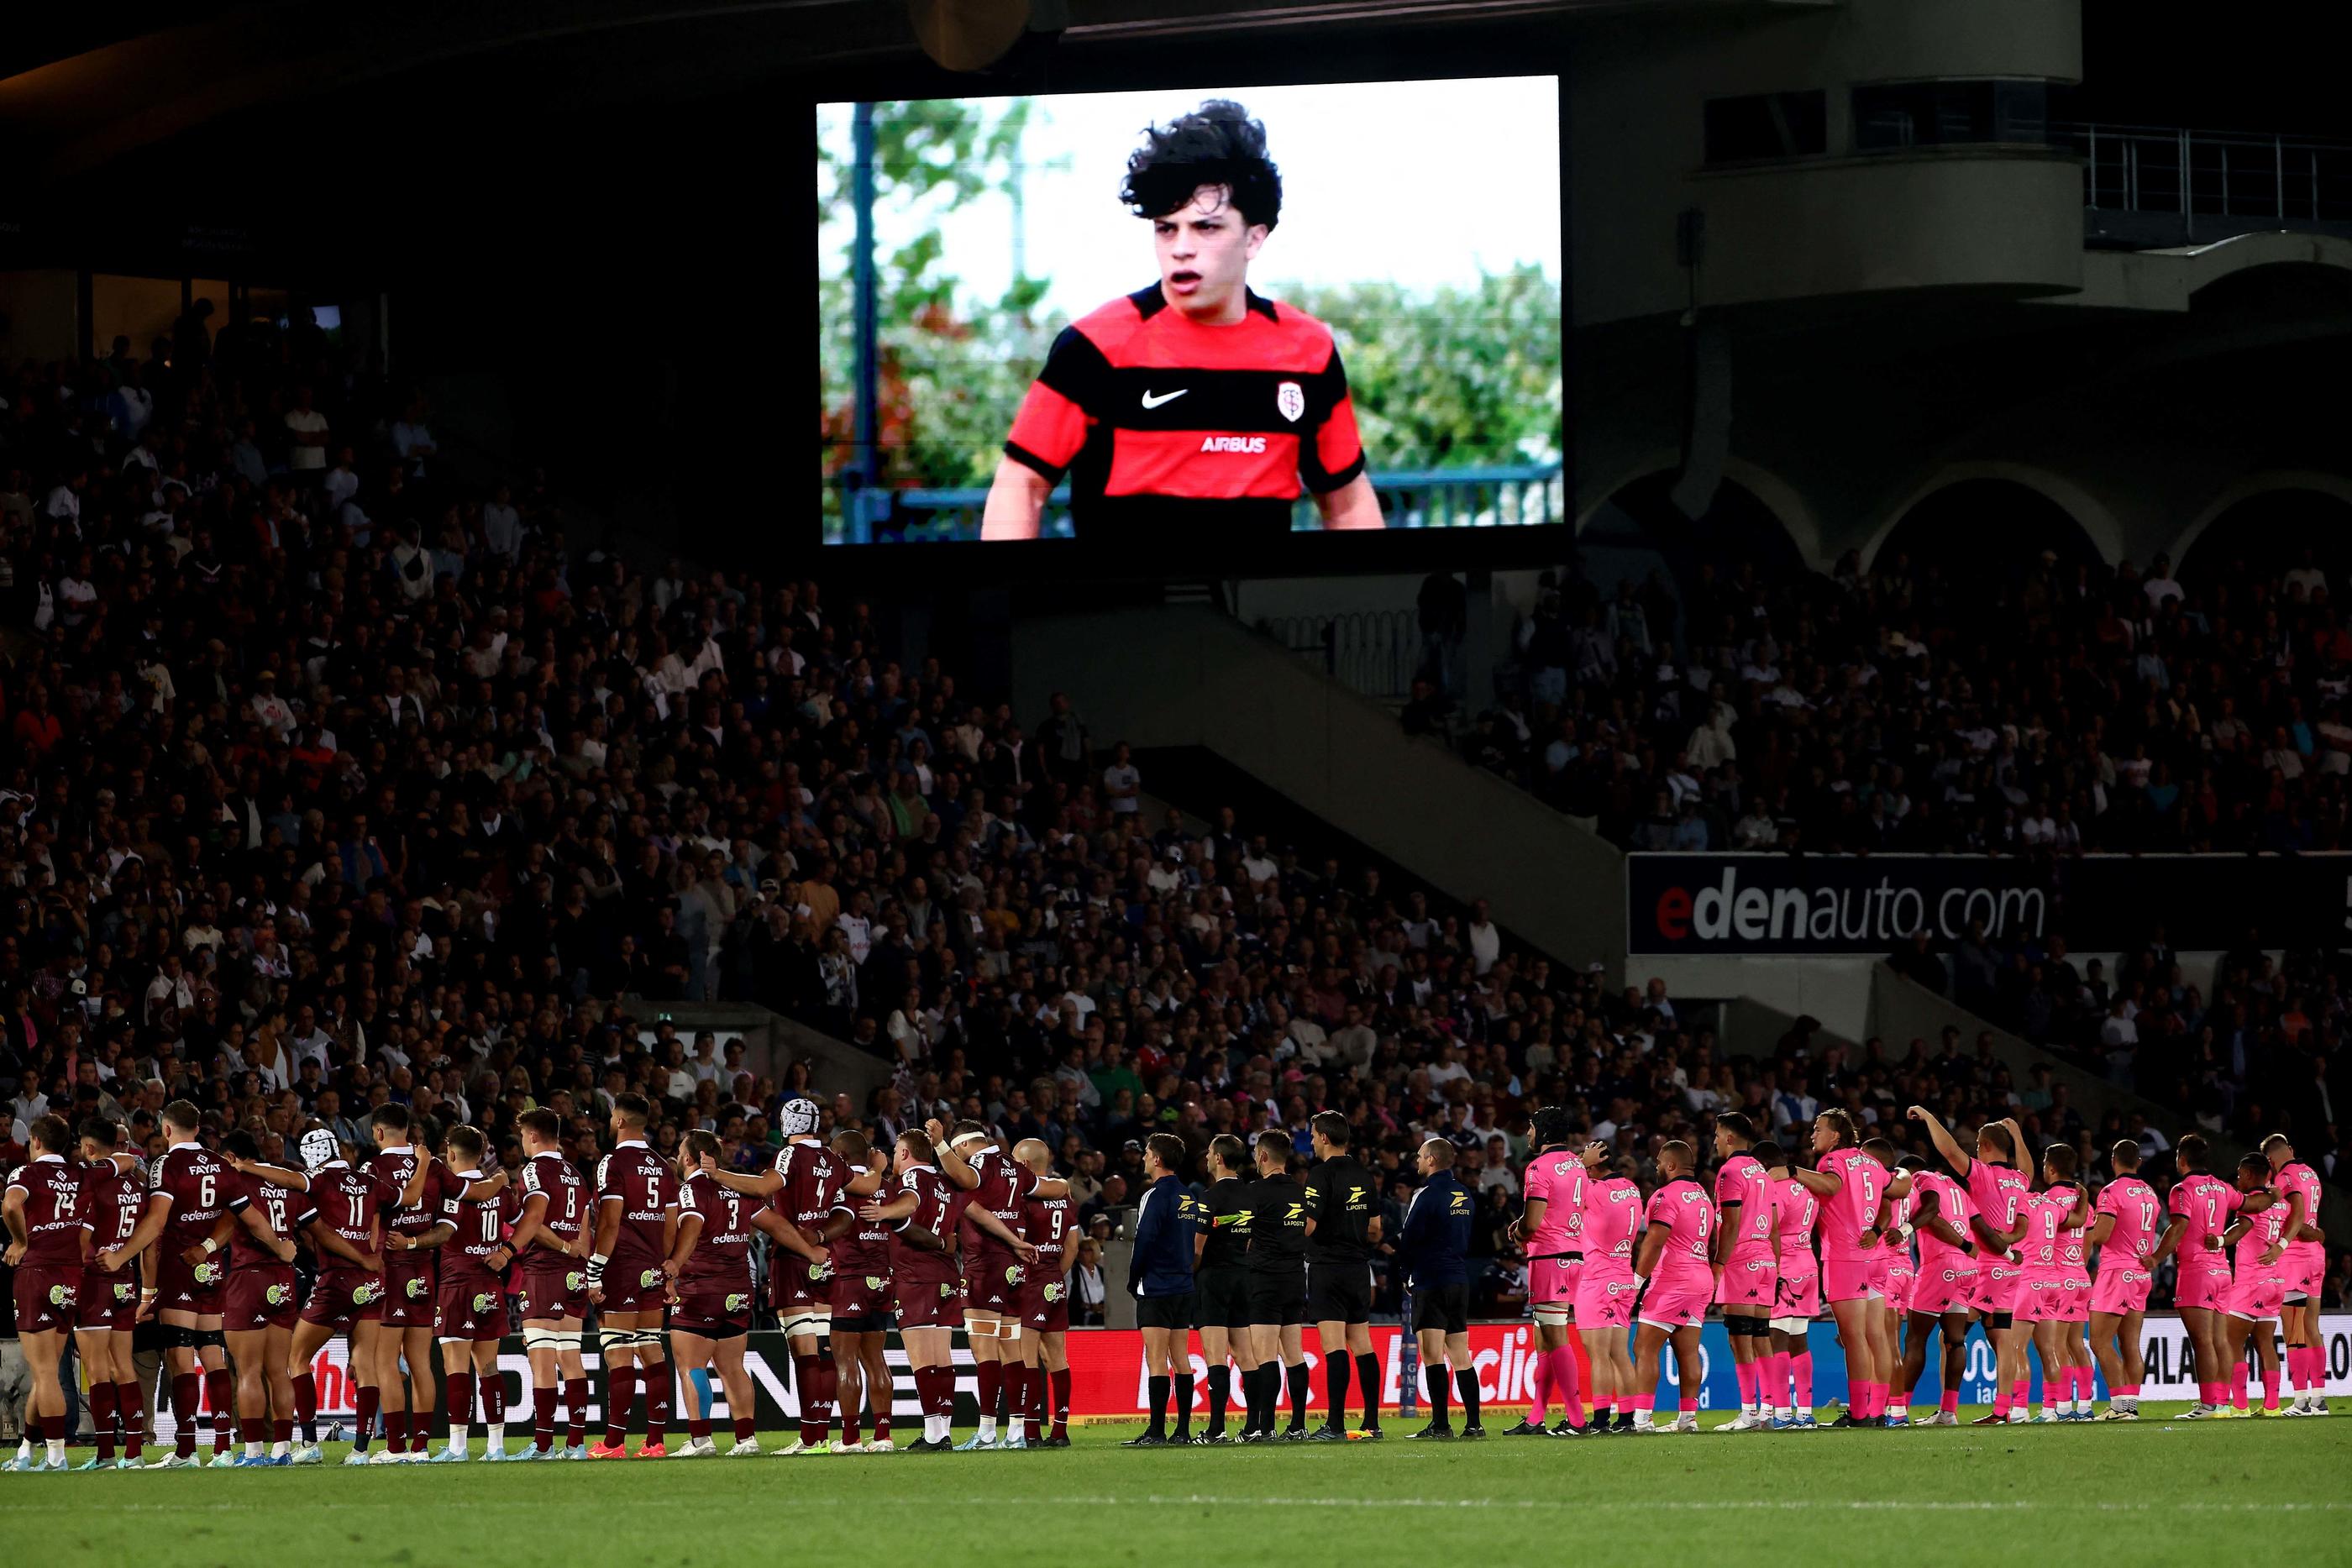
[983,98,1383,545]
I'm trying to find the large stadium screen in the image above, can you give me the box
[816,76,1564,553]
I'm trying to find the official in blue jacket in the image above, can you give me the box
[1124,1132,1198,1445]
[1395,1138,1484,1439]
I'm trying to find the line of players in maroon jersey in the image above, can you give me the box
[0,1091,1082,1468]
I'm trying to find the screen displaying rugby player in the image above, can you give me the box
[816,77,1563,545]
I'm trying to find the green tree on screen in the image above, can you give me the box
[818,99,1054,539]
[1272,265,1562,471]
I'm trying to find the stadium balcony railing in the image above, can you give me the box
[2063,121,2352,247]
[837,462,1564,545]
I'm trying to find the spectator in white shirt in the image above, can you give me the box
[1101,742,1142,815]
[284,385,330,474]
[1467,897,1502,975]
[249,670,297,740]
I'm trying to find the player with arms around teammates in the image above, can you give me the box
[217,1129,317,1465]
[1628,1139,1715,1434]
[99,1099,240,1466]
[2262,1133,2330,1415]
[1909,1105,2034,1424]
[668,1129,828,1457]
[690,1095,876,1454]
[227,1125,412,1465]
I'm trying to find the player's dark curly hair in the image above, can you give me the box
[1121,99,1282,229]
[1530,1106,1577,1151]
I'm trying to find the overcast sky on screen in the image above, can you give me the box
[816,76,1560,321]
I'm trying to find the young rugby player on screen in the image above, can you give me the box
[983,98,1382,543]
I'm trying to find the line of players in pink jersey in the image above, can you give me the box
[1504,1104,2330,1434]
[2,1092,1079,1471]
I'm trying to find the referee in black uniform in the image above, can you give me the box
[1241,1130,1311,1441]
[1189,1135,1253,1444]
[1305,1110,1383,1439]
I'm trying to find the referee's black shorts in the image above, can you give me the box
[1308,1261,1373,1325]
[1246,1269,1307,1328]
[1193,1268,1251,1332]
[1410,1281,1471,1335]
[1136,1292,1196,1332]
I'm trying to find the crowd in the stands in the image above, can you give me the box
[1467,545,2352,857]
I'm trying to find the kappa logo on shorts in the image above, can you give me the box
[726,1293,750,1314]
[265,1282,292,1307]
[471,1292,496,1314]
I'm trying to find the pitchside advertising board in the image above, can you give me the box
[139,1314,2352,1438]
[1627,852,2352,957]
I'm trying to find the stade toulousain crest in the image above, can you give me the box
[1276,381,1304,422]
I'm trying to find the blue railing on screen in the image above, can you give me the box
[847,463,1565,544]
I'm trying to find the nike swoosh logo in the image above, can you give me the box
[1139,388,1188,409]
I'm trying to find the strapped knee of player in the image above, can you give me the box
[194,1329,228,1350]
[598,1327,636,1356]
[525,1325,581,1354]
[162,1324,202,1350]
[996,1323,1023,1345]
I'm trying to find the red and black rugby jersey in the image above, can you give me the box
[1004,283,1366,539]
